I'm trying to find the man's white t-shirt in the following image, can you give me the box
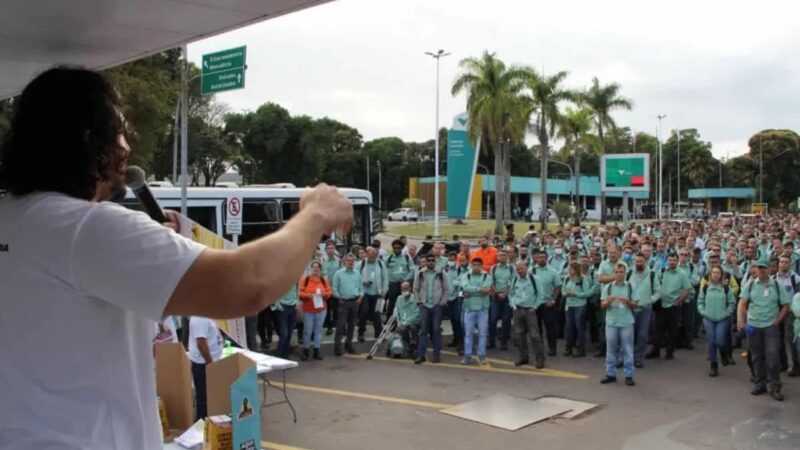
[188,317,223,364]
[0,193,206,450]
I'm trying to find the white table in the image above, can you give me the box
[234,348,299,423]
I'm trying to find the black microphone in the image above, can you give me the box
[125,166,167,223]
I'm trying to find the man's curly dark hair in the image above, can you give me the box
[0,66,127,200]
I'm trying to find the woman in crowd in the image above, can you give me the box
[299,261,333,361]
[697,265,736,376]
[563,262,591,357]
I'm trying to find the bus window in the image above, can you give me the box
[230,200,280,244]
[165,206,218,234]
[280,201,300,223]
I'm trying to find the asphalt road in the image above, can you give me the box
[257,331,800,450]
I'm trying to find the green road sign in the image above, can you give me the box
[600,153,650,192]
[202,68,245,94]
[201,46,246,94]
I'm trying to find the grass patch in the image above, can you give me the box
[385,220,586,240]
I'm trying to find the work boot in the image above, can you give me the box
[720,353,730,366]
[432,355,441,364]
[625,377,636,386]
[345,344,357,355]
[547,348,557,357]
[301,348,309,361]
[709,361,718,377]
[787,367,800,377]
[574,348,586,358]
[751,385,767,396]
[326,328,333,336]
[334,346,343,357]
[563,348,573,357]
[535,356,546,369]
[414,356,426,364]
[357,334,365,343]
[635,361,644,369]
[313,348,323,361]
[645,350,660,359]
[515,358,529,367]
[500,340,508,351]
[770,390,784,402]
[664,352,674,360]
[600,376,617,384]
[487,340,496,350]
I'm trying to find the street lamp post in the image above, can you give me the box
[657,114,667,219]
[676,126,681,207]
[426,49,450,238]
[377,159,382,211]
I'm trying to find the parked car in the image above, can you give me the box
[387,208,418,221]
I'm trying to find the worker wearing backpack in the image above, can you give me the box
[412,254,450,364]
[627,253,661,368]
[460,258,493,365]
[563,262,592,357]
[510,260,545,368]
[697,266,735,376]
[646,253,691,360]
[489,249,515,351]
[600,262,637,386]
[737,257,791,401]
[298,261,333,361]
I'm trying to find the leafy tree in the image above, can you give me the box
[580,77,633,223]
[661,129,715,200]
[519,68,574,228]
[740,129,800,206]
[558,107,596,224]
[105,51,181,175]
[452,51,527,235]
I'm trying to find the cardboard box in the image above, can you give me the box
[157,397,170,439]
[204,415,232,450]
[155,342,194,430]
[206,352,261,449]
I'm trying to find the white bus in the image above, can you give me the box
[119,186,374,252]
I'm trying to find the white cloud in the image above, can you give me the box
[188,0,800,159]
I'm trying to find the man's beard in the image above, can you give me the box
[109,179,127,202]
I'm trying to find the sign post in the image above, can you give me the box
[226,195,243,245]
[600,153,651,230]
[201,46,247,95]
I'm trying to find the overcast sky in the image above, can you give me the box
[188,0,800,159]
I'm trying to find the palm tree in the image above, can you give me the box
[558,107,595,225]
[581,77,633,224]
[519,68,574,230]
[452,51,527,235]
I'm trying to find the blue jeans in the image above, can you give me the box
[703,318,729,363]
[606,325,634,378]
[489,295,513,343]
[418,305,443,358]
[303,310,327,349]
[277,307,296,358]
[633,308,652,364]
[463,310,488,359]
[565,305,587,351]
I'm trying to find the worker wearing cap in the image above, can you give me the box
[738,257,791,401]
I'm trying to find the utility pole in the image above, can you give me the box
[180,44,189,216]
[657,114,667,219]
[426,49,450,237]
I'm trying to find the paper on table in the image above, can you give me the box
[312,294,324,309]
[173,419,204,448]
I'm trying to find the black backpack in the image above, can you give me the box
[387,253,412,270]
[302,275,329,289]
[512,274,539,297]
[626,270,655,291]
[605,282,633,301]
[701,282,729,298]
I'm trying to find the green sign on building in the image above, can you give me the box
[600,153,650,192]
[201,46,246,94]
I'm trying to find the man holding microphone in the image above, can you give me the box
[0,67,354,449]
